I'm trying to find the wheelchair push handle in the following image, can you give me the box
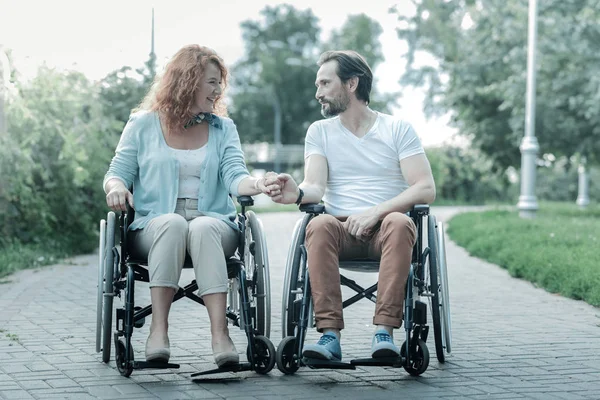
[237,196,254,207]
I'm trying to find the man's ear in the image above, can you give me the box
[347,76,359,93]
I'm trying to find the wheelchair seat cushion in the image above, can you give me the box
[338,259,380,272]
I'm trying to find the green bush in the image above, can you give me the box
[0,67,121,276]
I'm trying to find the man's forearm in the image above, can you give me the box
[373,181,436,219]
[298,182,325,204]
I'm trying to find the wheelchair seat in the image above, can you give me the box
[338,259,380,272]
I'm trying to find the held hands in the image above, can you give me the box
[267,173,300,204]
[106,181,134,212]
[256,171,283,197]
[343,208,380,242]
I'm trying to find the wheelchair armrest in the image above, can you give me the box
[237,196,254,207]
[410,204,430,218]
[299,203,326,214]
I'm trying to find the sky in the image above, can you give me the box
[0,0,457,146]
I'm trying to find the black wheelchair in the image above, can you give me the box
[276,204,451,376]
[95,196,275,377]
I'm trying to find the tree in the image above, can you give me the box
[230,5,399,144]
[99,54,157,128]
[393,0,600,171]
[0,67,119,250]
[325,14,396,113]
[229,4,322,145]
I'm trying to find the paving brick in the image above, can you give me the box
[0,208,599,400]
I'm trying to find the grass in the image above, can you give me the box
[447,202,600,307]
[0,240,67,279]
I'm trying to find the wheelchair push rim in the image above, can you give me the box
[96,218,106,353]
[437,221,452,355]
[246,210,271,338]
[101,211,116,364]
[281,216,308,338]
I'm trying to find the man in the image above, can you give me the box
[270,50,436,361]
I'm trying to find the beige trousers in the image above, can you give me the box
[131,198,238,296]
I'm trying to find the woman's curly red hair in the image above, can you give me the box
[138,44,228,134]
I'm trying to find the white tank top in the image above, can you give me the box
[171,145,207,199]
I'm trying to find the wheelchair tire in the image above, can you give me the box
[427,215,445,363]
[95,219,106,353]
[247,211,271,338]
[276,336,300,375]
[281,215,310,338]
[401,338,429,376]
[101,211,116,364]
[115,338,134,378]
[436,221,452,355]
[247,335,276,374]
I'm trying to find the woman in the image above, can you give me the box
[103,44,279,367]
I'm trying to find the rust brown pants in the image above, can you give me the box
[305,212,417,331]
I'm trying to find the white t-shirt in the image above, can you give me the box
[171,145,208,199]
[304,112,424,216]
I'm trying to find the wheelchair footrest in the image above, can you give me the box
[190,362,253,378]
[133,361,180,370]
[302,358,356,370]
[350,357,404,367]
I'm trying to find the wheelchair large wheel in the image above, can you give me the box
[281,215,310,338]
[246,211,271,337]
[437,220,452,355]
[428,215,451,363]
[95,219,106,354]
[101,212,116,364]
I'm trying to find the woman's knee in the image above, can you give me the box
[150,213,188,242]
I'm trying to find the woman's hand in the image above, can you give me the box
[105,179,134,212]
[258,171,282,197]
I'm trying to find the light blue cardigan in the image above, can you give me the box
[103,110,250,231]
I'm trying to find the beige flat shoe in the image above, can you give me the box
[145,336,170,363]
[213,337,239,367]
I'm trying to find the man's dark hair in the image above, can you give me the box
[318,50,373,104]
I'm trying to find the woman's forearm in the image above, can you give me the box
[237,176,263,196]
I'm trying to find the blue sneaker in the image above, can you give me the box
[302,332,342,361]
[371,329,400,358]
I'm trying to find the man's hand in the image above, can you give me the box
[343,208,380,241]
[269,173,300,204]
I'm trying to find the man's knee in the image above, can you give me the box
[381,212,416,243]
[306,214,339,242]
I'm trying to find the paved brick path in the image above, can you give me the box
[1,207,599,399]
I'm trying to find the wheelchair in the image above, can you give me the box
[276,204,452,376]
[95,196,275,377]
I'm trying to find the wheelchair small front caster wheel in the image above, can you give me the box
[400,338,429,376]
[276,336,300,375]
[115,339,134,377]
[247,335,275,374]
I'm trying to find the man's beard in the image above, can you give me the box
[320,91,350,118]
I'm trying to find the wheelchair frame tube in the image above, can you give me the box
[124,264,136,363]
[296,244,311,360]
